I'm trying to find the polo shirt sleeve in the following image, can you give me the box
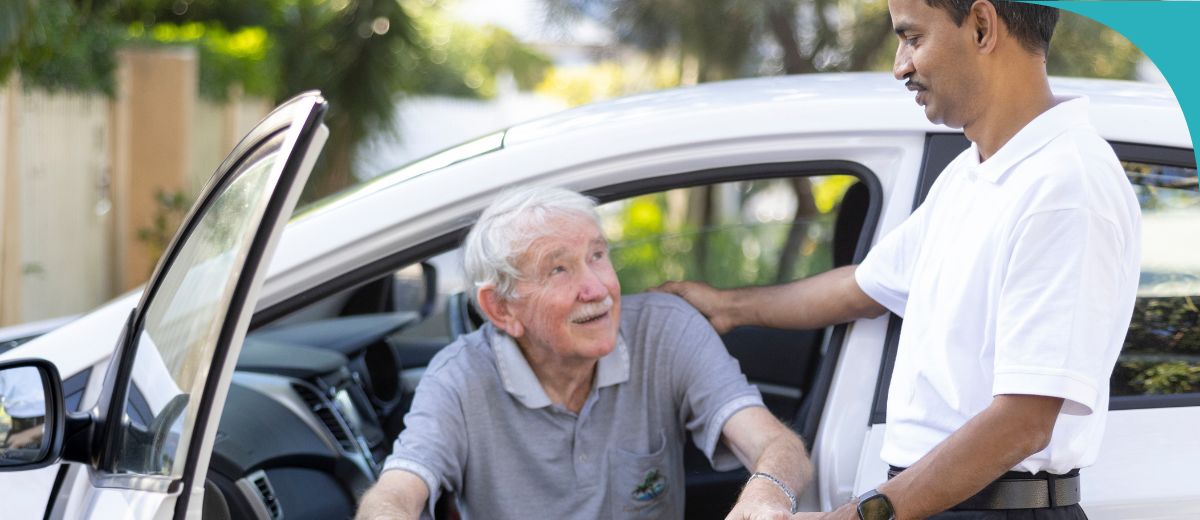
[854,201,931,317]
[666,299,765,471]
[992,208,1128,416]
[381,368,468,518]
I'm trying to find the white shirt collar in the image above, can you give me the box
[487,324,631,410]
[969,95,1091,184]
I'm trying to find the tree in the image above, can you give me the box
[543,0,896,80]
[0,0,552,203]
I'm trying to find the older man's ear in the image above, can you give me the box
[477,286,525,338]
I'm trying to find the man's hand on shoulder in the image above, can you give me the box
[652,280,738,333]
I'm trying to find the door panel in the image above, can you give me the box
[53,93,329,520]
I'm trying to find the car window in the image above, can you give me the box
[1112,160,1200,398]
[386,174,868,346]
[394,175,866,336]
[112,149,281,478]
[597,175,863,292]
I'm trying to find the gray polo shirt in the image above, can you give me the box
[382,292,764,519]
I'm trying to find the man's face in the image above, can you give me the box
[889,0,982,128]
[506,214,622,363]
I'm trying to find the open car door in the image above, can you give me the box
[34,92,327,519]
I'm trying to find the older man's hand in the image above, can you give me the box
[725,479,796,520]
[788,502,859,520]
[652,280,739,334]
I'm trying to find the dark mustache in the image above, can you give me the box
[905,79,927,91]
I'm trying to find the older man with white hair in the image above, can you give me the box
[356,186,811,520]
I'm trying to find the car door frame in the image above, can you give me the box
[45,92,328,520]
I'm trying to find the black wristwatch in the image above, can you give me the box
[856,489,895,520]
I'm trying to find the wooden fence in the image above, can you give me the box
[0,50,270,326]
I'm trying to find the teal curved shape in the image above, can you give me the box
[1030,1,1200,177]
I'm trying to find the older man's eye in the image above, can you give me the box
[549,266,567,276]
[591,250,606,261]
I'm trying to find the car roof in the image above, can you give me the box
[301,72,1189,226]
[502,72,1189,148]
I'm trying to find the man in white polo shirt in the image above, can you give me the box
[660,1,1140,519]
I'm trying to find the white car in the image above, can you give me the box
[0,73,1196,519]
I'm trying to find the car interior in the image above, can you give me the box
[187,171,877,520]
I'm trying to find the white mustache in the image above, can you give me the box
[570,295,614,323]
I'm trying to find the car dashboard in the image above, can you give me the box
[204,312,422,520]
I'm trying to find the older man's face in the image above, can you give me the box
[507,214,621,363]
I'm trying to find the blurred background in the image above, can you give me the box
[0,0,1164,327]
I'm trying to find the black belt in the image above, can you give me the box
[887,466,1081,510]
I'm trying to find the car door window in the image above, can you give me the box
[598,175,863,293]
[1112,160,1200,398]
[112,150,281,477]
[596,175,867,417]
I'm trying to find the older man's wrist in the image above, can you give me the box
[745,472,799,513]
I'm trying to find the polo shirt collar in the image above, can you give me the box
[970,95,1090,183]
[487,324,631,410]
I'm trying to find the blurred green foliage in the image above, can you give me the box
[1047,11,1143,80]
[1117,360,1200,396]
[0,0,120,95]
[126,21,276,100]
[398,5,552,99]
[136,189,192,272]
[1111,164,1200,397]
[602,176,853,294]
[0,0,551,202]
[548,0,1146,83]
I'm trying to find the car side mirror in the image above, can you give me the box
[0,359,64,471]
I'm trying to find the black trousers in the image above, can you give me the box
[929,504,1088,519]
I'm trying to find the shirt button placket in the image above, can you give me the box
[573,419,596,484]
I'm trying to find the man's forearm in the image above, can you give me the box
[870,395,1065,520]
[727,266,885,330]
[723,408,814,517]
[356,470,429,520]
[749,426,813,500]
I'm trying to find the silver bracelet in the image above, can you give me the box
[748,471,799,514]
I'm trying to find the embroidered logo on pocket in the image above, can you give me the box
[631,469,666,501]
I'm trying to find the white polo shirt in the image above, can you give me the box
[856,96,1141,474]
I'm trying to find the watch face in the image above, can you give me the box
[857,492,895,520]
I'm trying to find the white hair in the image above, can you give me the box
[463,186,601,301]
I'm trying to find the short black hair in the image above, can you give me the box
[924,0,1059,54]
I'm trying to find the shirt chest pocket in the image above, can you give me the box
[608,430,677,519]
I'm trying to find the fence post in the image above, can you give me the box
[112,47,198,292]
[0,75,21,326]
